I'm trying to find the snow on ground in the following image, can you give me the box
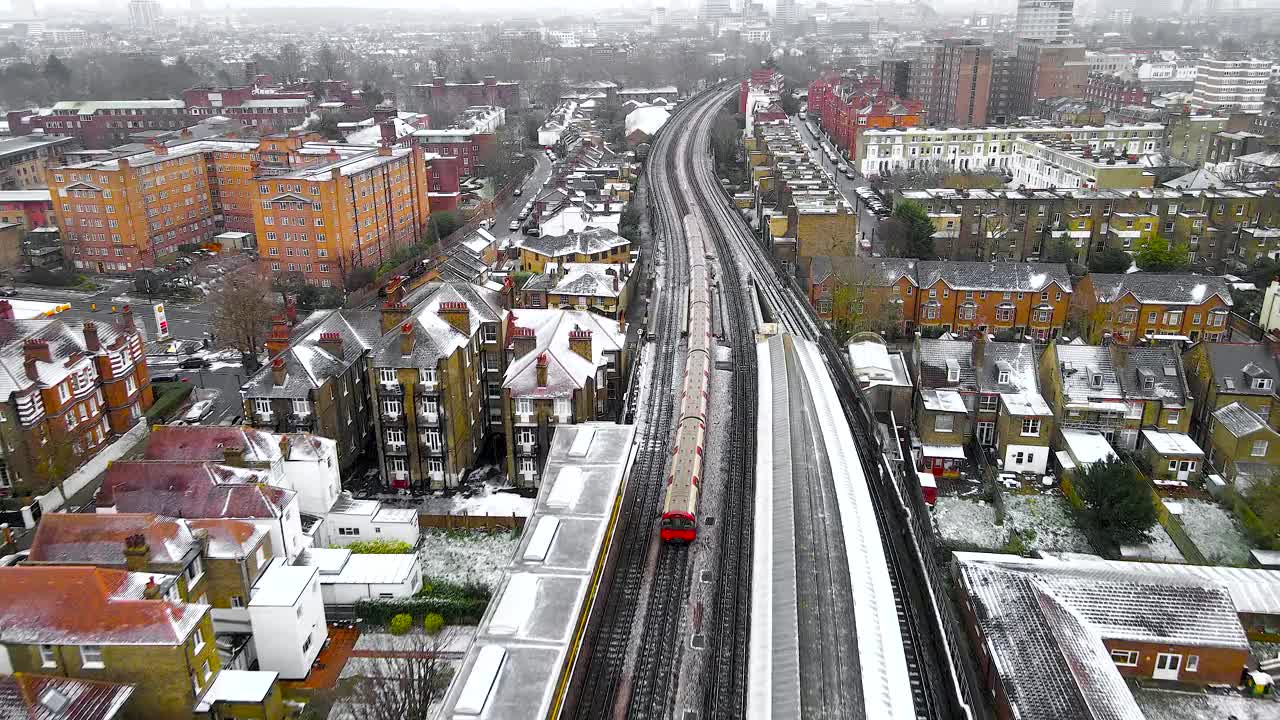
[1133,687,1280,720]
[417,529,520,589]
[354,627,474,655]
[1179,499,1252,566]
[419,479,534,518]
[933,494,1095,553]
[1003,494,1096,554]
[933,496,1005,550]
[1119,523,1185,563]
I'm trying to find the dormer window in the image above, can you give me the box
[1143,377,1155,391]
[1090,372,1103,389]
[1256,378,1274,391]
[946,358,961,384]
[998,369,1010,385]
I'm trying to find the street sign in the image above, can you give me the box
[153,303,170,340]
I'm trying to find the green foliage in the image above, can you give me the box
[512,271,534,290]
[344,266,376,292]
[887,200,936,259]
[354,596,490,626]
[307,111,349,141]
[21,267,80,287]
[1076,458,1158,546]
[1001,529,1034,556]
[344,539,414,554]
[1133,236,1191,272]
[145,383,194,422]
[779,90,800,116]
[619,201,641,243]
[1242,474,1280,550]
[388,613,413,636]
[1088,246,1133,274]
[423,613,445,636]
[430,211,462,241]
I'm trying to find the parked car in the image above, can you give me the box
[836,163,848,173]
[183,400,215,423]
[151,374,179,384]
[179,357,211,369]
[0,287,16,297]
[480,217,495,230]
[509,220,521,232]
[513,188,523,197]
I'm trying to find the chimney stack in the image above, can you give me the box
[438,301,470,335]
[318,331,343,356]
[380,301,411,334]
[400,321,414,356]
[22,338,51,364]
[0,299,13,320]
[512,326,537,360]
[119,304,134,328]
[270,356,286,386]
[124,533,150,572]
[568,326,593,360]
[536,352,548,387]
[222,445,246,467]
[83,321,101,352]
[265,317,292,357]
[279,434,292,460]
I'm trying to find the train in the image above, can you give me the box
[660,215,714,543]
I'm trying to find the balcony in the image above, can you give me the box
[516,441,536,455]
[255,411,274,424]
[388,470,409,489]
[376,382,403,396]
[385,441,408,456]
[418,408,439,424]
[381,412,406,426]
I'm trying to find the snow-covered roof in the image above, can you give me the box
[515,226,629,259]
[503,309,625,399]
[1061,429,1117,466]
[1086,273,1232,307]
[1213,401,1274,438]
[315,553,418,586]
[249,559,316,607]
[195,670,278,707]
[921,388,968,413]
[624,105,670,138]
[440,423,637,720]
[51,99,185,113]
[751,334,917,719]
[1140,429,1203,456]
[0,672,134,720]
[534,206,621,237]
[243,309,382,400]
[0,566,208,646]
[372,281,503,371]
[544,262,628,299]
[847,340,911,388]
[99,461,294,519]
[916,261,1071,293]
[28,512,197,566]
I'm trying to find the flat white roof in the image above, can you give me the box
[318,553,418,586]
[439,422,636,720]
[1141,429,1203,457]
[196,670,278,707]
[1062,429,1117,466]
[250,559,316,607]
[921,444,967,460]
[298,547,351,575]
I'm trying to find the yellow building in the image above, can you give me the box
[511,227,631,273]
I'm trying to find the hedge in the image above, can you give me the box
[353,597,490,626]
[145,383,193,421]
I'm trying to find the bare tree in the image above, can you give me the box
[210,272,280,370]
[305,630,453,720]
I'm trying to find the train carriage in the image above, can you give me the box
[660,416,705,542]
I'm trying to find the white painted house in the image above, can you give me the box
[299,548,422,604]
[324,494,421,548]
[248,559,328,680]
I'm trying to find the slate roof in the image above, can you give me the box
[976,341,1040,395]
[915,338,977,392]
[853,257,918,287]
[242,309,381,400]
[956,553,1252,720]
[1111,345,1189,406]
[98,461,294,519]
[1203,343,1280,396]
[0,566,207,646]
[1055,344,1124,401]
[1213,401,1273,438]
[503,309,625,399]
[143,425,284,464]
[28,514,197,566]
[1086,273,1232,306]
[547,263,628,298]
[512,227,629,259]
[0,673,134,720]
[916,261,1071,293]
[0,316,144,398]
[372,281,503,370]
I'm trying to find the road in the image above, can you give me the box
[789,115,889,255]
[494,150,552,237]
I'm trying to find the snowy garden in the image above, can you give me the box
[1178,499,1253,566]
[418,528,522,590]
[932,493,1096,554]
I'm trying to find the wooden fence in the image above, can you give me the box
[418,513,525,532]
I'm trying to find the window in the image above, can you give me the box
[383,399,402,416]
[555,398,571,419]
[1163,310,1183,326]
[1147,312,1157,324]
[292,399,310,416]
[934,415,954,433]
[184,556,204,584]
[516,398,533,415]
[386,428,405,445]
[520,457,536,474]
[254,398,272,416]
[39,645,56,668]
[1167,410,1180,425]
[230,595,244,608]
[423,428,441,448]
[997,369,1010,385]
[1021,418,1041,437]
[191,625,207,654]
[420,367,436,385]
[427,457,443,473]
[380,368,397,384]
[996,305,1014,322]
[1186,655,1199,672]
[1110,649,1139,667]
[1255,378,1273,391]
[1252,440,1269,457]
[390,458,407,474]
[80,645,103,669]
[979,394,999,412]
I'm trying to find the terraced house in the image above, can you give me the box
[518,261,633,319]
[503,309,626,486]
[0,566,220,720]
[1039,342,1193,452]
[1073,273,1232,344]
[912,338,1054,477]
[368,281,505,491]
[0,306,152,500]
[510,227,631,273]
[242,310,381,471]
[1206,401,1280,485]
[910,261,1072,341]
[1182,342,1280,444]
[897,185,1280,270]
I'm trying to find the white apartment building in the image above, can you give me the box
[1015,0,1073,41]
[1008,138,1155,190]
[1086,51,1138,76]
[1137,61,1198,84]
[855,123,1165,177]
[1191,56,1271,113]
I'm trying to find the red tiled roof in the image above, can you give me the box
[98,462,293,519]
[27,514,196,565]
[0,567,206,646]
[0,673,135,720]
[143,425,282,464]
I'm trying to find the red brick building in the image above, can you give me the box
[12,100,193,149]
[914,39,994,126]
[1012,40,1089,116]
[413,76,522,117]
[1083,72,1151,109]
[183,86,313,133]
[808,74,924,156]
[0,189,53,229]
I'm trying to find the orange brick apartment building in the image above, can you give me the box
[47,132,433,285]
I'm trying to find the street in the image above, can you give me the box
[789,114,887,255]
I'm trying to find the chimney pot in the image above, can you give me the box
[536,351,549,387]
[271,356,286,386]
[83,321,101,352]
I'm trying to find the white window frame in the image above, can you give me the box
[1166,410,1180,425]
[80,645,104,669]
[1110,649,1139,667]
[934,414,954,433]
[379,368,397,384]
[254,398,271,415]
[1021,418,1041,437]
[516,398,533,415]
[39,644,57,668]
[1252,440,1269,457]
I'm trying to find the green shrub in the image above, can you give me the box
[354,597,490,626]
[145,383,193,421]
[423,613,445,636]
[388,613,413,635]
[342,539,414,554]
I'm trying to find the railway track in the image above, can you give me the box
[567,87,698,720]
[684,88,968,720]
